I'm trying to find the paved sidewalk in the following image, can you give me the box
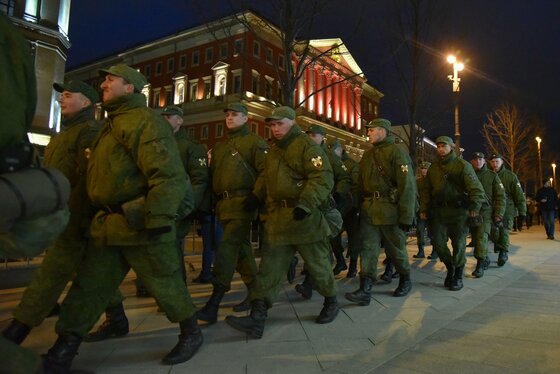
[1,225,559,373]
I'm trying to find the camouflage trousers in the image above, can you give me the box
[430,207,468,268]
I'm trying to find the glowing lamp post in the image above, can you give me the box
[552,163,557,189]
[536,136,542,186]
[447,55,465,155]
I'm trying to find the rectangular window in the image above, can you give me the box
[234,39,244,55]
[165,90,172,106]
[251,122,258,134]
[186,127,195,139]
[205,47,213,63]
[216,123,224,138]
[219,43,228,59]
[278,54,285,70]
[233,74,241,94]
[155,61,162,76]
[201,125,208,140]
[265,79,273,99]
[192,50,200,67]
[264,126,271,139]
[253,41,260,58]
[190,82,198,102]
[144,65,151,78]
[251,74,259,95]
[167,58,174,73]
[0,0,16,16]
[153,91,161,108]
[179,54,187,70]
[265,47,273,64]
[204,81,212,99]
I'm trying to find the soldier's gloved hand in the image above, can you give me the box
[242,193,260,212]
[398,224,411,232]
[292,207,309,221]
[145,226,172,238]
[332,192,342,205]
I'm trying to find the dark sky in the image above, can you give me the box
[67,0,560,167]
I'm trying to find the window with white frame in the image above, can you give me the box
[144,65,151,78]
[234,39,243,55]
[216,123,224,138]
[186,127,195,138]
[265,47,273,64]
[201,125,208,140]
[155,61,162,76]
[205,47,213,63]
[219,43,228,59]
[189,81,198,102]
[278,54,285,70]
[232,71,242,94]
[251,71,260,95]
[179,54,187,70]
[253,40,260,58]
[203,77,212,99]
[167,58,174,73]
[192,50,200,67]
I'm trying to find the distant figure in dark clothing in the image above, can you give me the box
[536,180,558,240]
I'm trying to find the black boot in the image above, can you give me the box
[84,302,129,342]
[225,299,267,339]
[346,258,358,278]
[427,250,438,260]
[444,262,454,288]
[332,251,348,275]
[162,315,203,365]
[380,261,394,283]
[287,256,298,284]
[393,273,412,297]
[497,249,508,267]
[196,286,226,324]
[450,266,464,291]
[2,319,31,345]
[345,277,373,306]
[295,274,313,300]
[413,246,425,258]
[42,334,82,374]
[472,259,484,278]
[483,256,491,270]
[232,295,251,312]
[315,296,339,324]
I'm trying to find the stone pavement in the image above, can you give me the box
[1,224,559,373]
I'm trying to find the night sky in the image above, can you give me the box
[67,0,560,167]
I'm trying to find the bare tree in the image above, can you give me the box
[482,103,537,183]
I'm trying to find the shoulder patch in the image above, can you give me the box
[400,164,409,173]
[198,158,207,167]
[311,155,323,169]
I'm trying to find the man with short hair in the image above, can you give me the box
[413,161,433,259]
[469,152,506,278]
[346,118,417,305]
[225,106,339,338]
[535,179,557,240]
[488,153,527,265]
[2,80,101,345]
[419,136,485,291]
[196,102,268,324]
[42,64,202,371]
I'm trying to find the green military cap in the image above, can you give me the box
[471,151,485,159]
[53,80,99,104]
[489,153,502,160]
[327,138,342,150]
[306,124,326,136]
[265,106,296,122]
[161,105,184,117]
[420,161,431,169]
[98,64,147,92]
[223,102,248,115]
[365,118,391,130]
[435,135,454,145]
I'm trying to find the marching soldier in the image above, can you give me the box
[419,136,485,291]
[2,81,101,345]
[225,106,339,338]
[413,161,434,259]
[196,103,268,324]
[488,153,526,266]
[346,118,417,305]
[42,64,202,371]
[469,152,506,277]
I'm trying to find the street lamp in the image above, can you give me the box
[536,136,542,186]
[552,163,557,189]
[447,55,465,155]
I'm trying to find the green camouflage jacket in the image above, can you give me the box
[475,164,506,219]
[496,165,527,217]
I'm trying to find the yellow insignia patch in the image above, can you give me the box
[342,164,348,172]
[84,148,91,159]
[311,156,323,168]
[401,164,409,173]
[198,158,207,167]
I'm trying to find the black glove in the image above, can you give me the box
[398,224,411,232]
[467,215,483,227]
[292,207,309,221]
[242,193,260,212]
[332,192,341,205]
[145,226,172,238]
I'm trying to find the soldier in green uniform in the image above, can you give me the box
[42,64,202,372]
[294,126,351,299]
[84,104,208,342]
[196,103,268,324]
[469,152,506,277]
[419,136,485,291]
[225,106,339,338]
[330,139,361,278]
[488,153,526,266]
[413,162,435,259]
[2,80,101,346]
[346,118,417,305]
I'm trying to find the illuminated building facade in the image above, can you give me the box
[1,0,72,146]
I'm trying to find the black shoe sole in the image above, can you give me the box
[224,316,263,338]
[344,293,370,306]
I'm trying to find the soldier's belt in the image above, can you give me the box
[363,191,389,199]
[99,204,124,214]
[433,200,465,208]
[216,189,252,201]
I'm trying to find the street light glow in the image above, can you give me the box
[456,62,465,71]
[447,55,456,64]
[536,136,542,143]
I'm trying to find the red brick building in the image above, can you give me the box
[66,11,384,158]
